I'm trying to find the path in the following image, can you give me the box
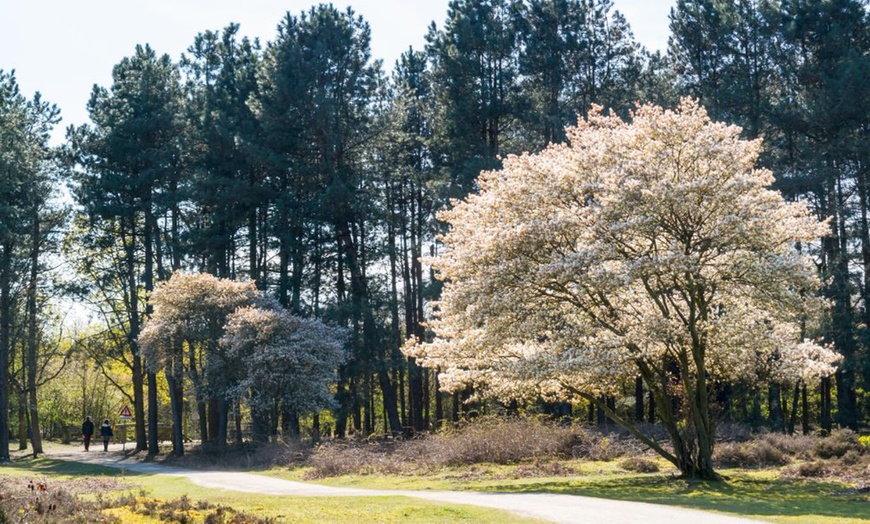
[48,445,762,524]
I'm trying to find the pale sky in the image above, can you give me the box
[0,1,675,136]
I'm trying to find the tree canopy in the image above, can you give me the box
[407,99,841,479]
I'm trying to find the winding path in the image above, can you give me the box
[48,446,761,524]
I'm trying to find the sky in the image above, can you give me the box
[0,0,675,138]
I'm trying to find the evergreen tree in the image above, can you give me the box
[0,70,59,461]
[69,45,182,452]
[427,0,523,197]
[515,0,645,148]
[256,5,403,437]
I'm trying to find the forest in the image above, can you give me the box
[0,0,868,470]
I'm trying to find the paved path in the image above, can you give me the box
[48,446,762,524]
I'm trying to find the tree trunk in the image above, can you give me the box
[820,376,832,433]
[18,395,27,451]
[144,206,159,455]
[768,385,784,432]
[124,226,147,452]
[635,376,644,422]
[1,242,13,461]
[801,383,810,435]
[166,363,184,456]
[26,213,43,455]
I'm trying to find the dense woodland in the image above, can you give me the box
[1,0,869,461]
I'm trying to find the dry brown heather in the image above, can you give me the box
[297,418,870,484]
[0,475,274,524]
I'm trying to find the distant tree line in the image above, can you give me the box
[0,0,868,460]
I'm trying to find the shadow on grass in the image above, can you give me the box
[1,455,149,478]
[482,473,869,521]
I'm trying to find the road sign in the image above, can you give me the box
[119,405,133,420]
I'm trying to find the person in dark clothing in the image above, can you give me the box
[100,419,114,451]
[81,417,94,451]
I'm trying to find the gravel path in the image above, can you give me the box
[49,445,763,524]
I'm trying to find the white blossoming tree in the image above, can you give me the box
[140,272,262,452]
[406,99,840,480]
[221,307,347,442]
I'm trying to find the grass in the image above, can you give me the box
[264,459,870,524]
[7,420,870,524]
[0,457,539,523]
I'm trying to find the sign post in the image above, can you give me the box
[118,405,132,450]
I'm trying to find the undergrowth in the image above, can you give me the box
[0,474,273,524]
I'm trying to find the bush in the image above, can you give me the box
[0,476,124,523]
[307,443,400,478]
[757,432,816,457]
[841,450,862,467]
[714,440,790,468]
[306,416,646,478]
[168,441,308,470]
[420,417,579,466]
[815,429,860,459]
[619,457,660,473]
[795,461,829,478]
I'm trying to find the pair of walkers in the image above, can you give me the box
[81,417,114,451]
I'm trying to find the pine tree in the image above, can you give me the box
[69,45,182,452]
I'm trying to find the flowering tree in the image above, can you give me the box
[221,307,347,442]
[406,99,840,479]
[139,272,261,452]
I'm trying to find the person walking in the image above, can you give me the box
[100,419,114,451]
[81,416,94,451]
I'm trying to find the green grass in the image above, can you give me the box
[0,458,539,523]
[5,452,868,523]
[266,460,870,524]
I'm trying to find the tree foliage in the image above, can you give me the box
[407,99,840,479]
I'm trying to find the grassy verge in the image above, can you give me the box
[0,458,538,523]
[263,460,870,524]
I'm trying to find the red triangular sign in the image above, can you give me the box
[119,405,132,418]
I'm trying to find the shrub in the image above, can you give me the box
[307,443,396,478]
[420,417,578,466]
[168,441,307,470]
[815,429,860,459]
[0,475,123,523]
[714,440,790,468]
[795,461,828,478]
[841,450,862,467]
[306,416,646,478]
[758,432,816,457]
[619,457,660,473]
